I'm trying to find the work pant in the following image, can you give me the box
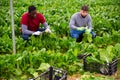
[22,28,45,40]
[70,29,96,42]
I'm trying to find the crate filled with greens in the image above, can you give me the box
[78,44,120,75]
[83,56,119,75]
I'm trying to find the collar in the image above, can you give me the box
[79,13,83,18]
[79,13,88,19]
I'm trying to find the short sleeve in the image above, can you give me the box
[39,13,46,24]
[21,13,28,26]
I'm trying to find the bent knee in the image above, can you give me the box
[71,34,79,38]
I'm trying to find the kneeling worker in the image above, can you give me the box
[20,5,51,40]
[69,6,96,42]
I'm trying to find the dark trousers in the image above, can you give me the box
[22,28,45,40]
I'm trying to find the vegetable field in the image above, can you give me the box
[0,0,120,80]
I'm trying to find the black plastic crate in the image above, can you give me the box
[28,66,67,80]
[77,54,119,75]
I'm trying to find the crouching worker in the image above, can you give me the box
[69,6,96,42]
[20,5,51,40]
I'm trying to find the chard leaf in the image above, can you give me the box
[37,63,50,71]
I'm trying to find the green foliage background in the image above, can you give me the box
[0,0,120,80]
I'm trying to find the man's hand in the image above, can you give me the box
[45,28,51,33]
[32,31,42,35]
[77,27,85,31]
[85,29,91,34]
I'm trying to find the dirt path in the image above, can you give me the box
[67,74,81,80]
[67,70,120,80]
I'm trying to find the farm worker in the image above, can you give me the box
[69,6,96,42]
[20,5,51,40]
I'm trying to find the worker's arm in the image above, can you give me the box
[69,15,78,30]
[43,22,50,29]
[87,15,92,31]
[22,24,34,35]
[43,22,51,33]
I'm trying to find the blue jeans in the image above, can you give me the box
[70,29,96,39]
[22,28,45,40]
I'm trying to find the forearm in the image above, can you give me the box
[43,22,50,29]
[69,24,78,30]
[87,15,92,31]
[22,24,34,35]
[88,22,92,31]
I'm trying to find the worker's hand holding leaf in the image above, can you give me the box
[32,31,42,35]
[77,27,85,31]
[45,28,51,33]
[85,29,91,34]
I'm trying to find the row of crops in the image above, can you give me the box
[0,0,120,80]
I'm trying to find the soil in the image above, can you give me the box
[67,70,120,80]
